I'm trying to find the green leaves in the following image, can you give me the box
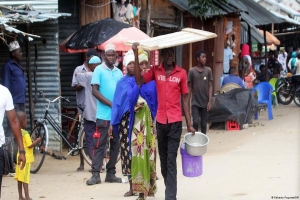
[188,0,228,19]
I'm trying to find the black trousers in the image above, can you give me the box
[192,105,208,134]
[91,119,119,175]
[0,146,4,197]
[156,121,182,200]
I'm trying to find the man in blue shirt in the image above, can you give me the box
[222,67,245,88]
[86,43,123,185]
[2,41,26,137]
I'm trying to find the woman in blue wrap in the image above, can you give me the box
[111,50,157,200]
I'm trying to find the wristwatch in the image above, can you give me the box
[19,150,26,154]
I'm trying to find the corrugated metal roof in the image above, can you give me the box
[0,4,70,40]
[230,0,285,26]
[0,0,58,12]
[169,0,295,26]
[241,21,270,44]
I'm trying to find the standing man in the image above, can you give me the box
[86,43,123,185]
[2,41,26,137]
[223,44,233,74]
[188,50,213,135]
[76,56,101,164]
[132,43,195,200]
[71,48,98,171]
[0,84,26,196]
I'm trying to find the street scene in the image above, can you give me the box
[0,0,300,200]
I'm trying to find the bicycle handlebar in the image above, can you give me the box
[39,91,70,103]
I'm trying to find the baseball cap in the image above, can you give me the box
[86,48,98,57]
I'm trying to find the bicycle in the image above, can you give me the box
[30,91,91,173]
[31,91,120,174]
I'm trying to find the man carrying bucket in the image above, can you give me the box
[132,43,195,200]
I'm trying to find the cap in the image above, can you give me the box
[86,48,98,57]
[88,56,101,64]
[123,50,135,67]
[105,43,115,52]
[9,41,20,52]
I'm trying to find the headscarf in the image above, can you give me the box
[240,44,250,58]
[138,49,148,63]
[123,50,135,67]
[111,77,157,140]
[291,51,297,69]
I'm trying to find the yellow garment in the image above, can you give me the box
[14,129,33,183]
[138,49,148,63]
[14,163,31,184]
[16,129,34,163]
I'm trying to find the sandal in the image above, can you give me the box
[124,190,135,197]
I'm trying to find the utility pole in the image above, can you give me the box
[146,0,151,36]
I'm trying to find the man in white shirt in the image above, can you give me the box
[0,85,25,196]
[223,45,233,74]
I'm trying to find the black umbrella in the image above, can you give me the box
[64,18,131,50]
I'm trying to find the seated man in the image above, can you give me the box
[222,67,245,88]
[256,64,272,82]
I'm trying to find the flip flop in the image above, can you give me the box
[124,190,135,197]
[76,167,84,171]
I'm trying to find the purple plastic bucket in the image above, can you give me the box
[180,147,203,177]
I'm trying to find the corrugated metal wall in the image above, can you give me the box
[58,0,82,118]
[0,0,58,12]
[0,21,62,152]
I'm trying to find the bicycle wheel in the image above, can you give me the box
[78,130,92,166]
[30,123,47,174]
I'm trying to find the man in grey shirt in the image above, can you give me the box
[75,56,101,171]
[188,50,213,134]
[71,49,98,171]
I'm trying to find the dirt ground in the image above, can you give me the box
[2,103,300,200]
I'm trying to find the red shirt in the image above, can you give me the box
[143,63,189,124]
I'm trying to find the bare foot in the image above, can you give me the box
[76,166,84,171]
[19,197,25,200]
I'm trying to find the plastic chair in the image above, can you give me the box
[252,82,274,120]
[269,78,278,107]
[220,83,242,94]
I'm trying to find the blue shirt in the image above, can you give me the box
[222,74,245,88]
[91,63,123,120]
[2,59,26,104]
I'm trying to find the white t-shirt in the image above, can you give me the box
[0,85,14,147]
[295,59,300,75]
[223,46,233,73]
[278,52,287,71]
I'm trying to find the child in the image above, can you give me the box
[14,111,41,200]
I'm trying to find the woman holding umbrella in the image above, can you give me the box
[111,50,157,200]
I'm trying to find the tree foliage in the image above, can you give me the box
[188,0,228,19]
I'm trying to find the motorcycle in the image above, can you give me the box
[276,75,300,106]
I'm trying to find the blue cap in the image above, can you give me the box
[88,56,101,64]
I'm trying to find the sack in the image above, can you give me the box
[3,137,17,175]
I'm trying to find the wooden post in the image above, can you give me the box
[26,24,34,131]
[146,0,151,36]
[263,26,268,81]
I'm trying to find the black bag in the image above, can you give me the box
[2,137,17,175]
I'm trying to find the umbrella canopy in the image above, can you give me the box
[99,27,150,51]
[60,18,149,53]
[60,18,132,53]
